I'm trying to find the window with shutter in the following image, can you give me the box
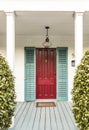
[57,48,68,101]
[24,47,36,101]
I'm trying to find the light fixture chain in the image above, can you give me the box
[46,28,48,37]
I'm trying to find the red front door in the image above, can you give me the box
[36,48,56,99]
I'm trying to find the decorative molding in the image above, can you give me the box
[73,12,84,19]
[5,11,16,17]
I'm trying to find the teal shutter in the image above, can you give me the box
[24,47,36,101]
[57,48,68,101]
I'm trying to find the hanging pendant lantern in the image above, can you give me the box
[43,26,52,48]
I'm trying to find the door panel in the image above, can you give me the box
[36,48,56,99]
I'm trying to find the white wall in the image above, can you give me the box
[0,35,89,101]
[15,46,24,101]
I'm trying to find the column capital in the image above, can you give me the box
[5,11,15,16]
[73,12,84,18]
[75,12,84,16]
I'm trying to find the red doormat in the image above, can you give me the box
[36,102,56,107]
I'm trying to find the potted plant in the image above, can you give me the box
[72,50,89,130]
[0,54,16,130]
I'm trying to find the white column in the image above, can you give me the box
[6,12,15,71]
[74,12,84,66]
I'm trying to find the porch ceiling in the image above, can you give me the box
[15,11,74,36]
[0,11,89,37]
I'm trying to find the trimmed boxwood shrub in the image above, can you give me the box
[72,50,89,130]
[0,54,16,130]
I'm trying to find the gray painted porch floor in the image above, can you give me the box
[9,102,78,130]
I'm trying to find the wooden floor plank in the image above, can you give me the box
[19,103,31,130]
[15,102,30,130]
[27,102,37,130]
[45,107,51,130]
[54,103,63,130]
[50,107,58,130]
[33,107,41,130]
[39,107,45,130]
[14,102,27,128]
[57,102,70,130]
[60,102,76,130]
[21,102,34,130]
[15,102,24,116]
[15,102,25,119]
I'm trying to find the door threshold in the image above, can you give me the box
[35,99,57,103]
